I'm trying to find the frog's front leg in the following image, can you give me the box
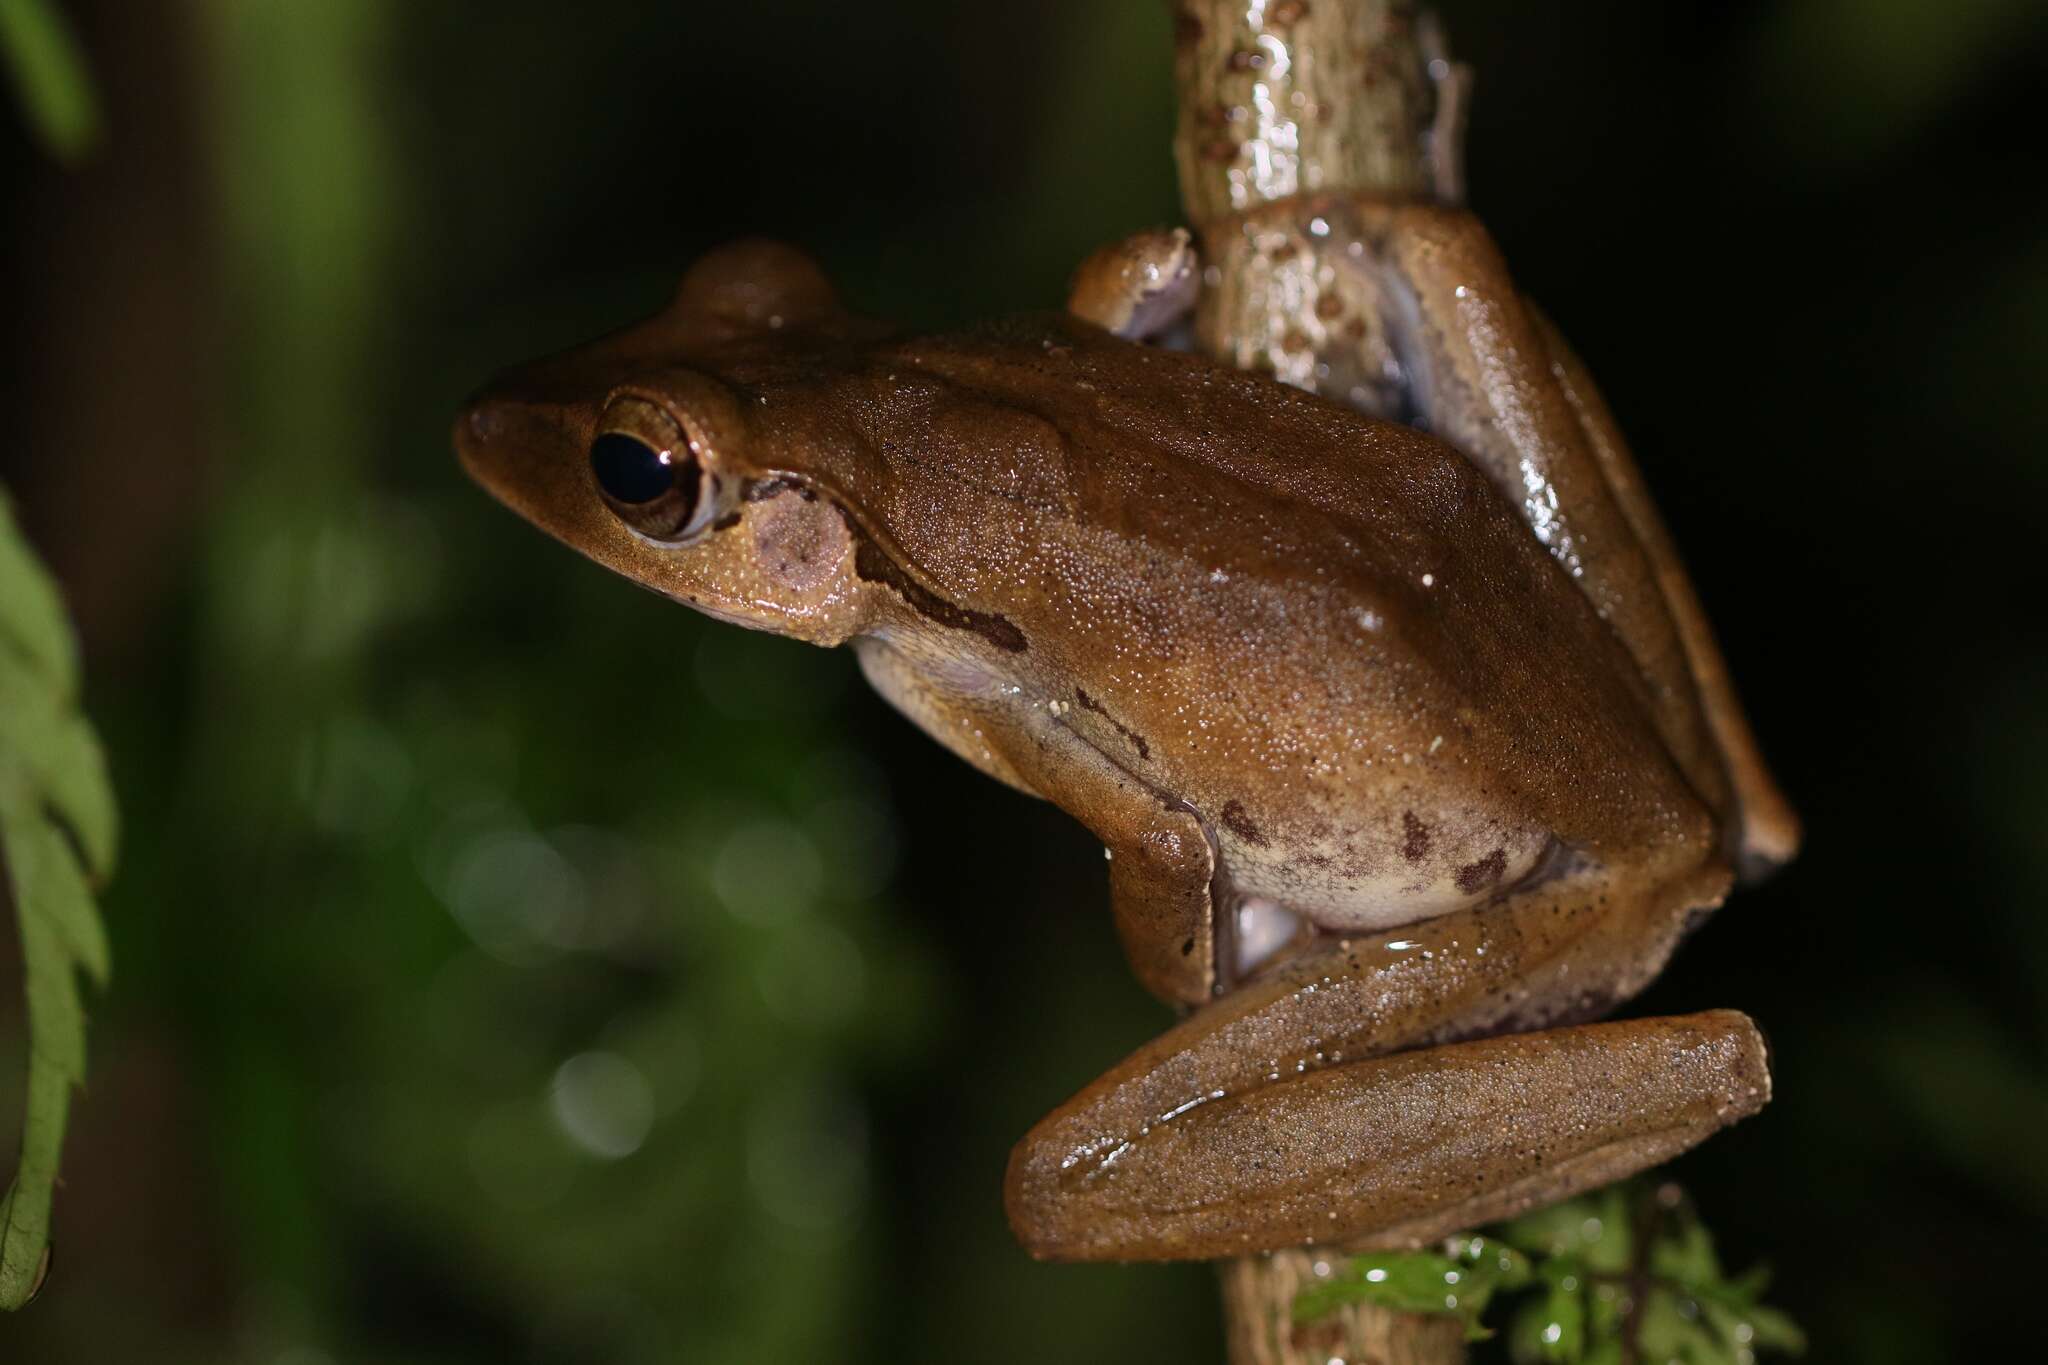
[1006,848,1763,1261]
[854,636,1219,1004]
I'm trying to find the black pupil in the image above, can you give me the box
[591,433,676,505]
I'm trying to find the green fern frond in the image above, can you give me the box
[0,485,114,1310]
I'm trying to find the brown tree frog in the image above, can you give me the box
[456,235,1794,1262]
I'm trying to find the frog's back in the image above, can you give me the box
[761,315,1713,928]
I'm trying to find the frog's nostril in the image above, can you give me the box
[455,396,520,482]
[458,393,532,458]
[590,432,679,506]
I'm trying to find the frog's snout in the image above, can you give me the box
[454,386,556,497]
[452,387,576,528]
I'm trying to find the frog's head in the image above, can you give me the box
[456,240,886,645]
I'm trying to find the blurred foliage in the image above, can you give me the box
[0,0,2045,1361]
[1744,0,2048,169]
[0,486,112,1309]
[0,0,99,159]
[1300,1183,1803,1363]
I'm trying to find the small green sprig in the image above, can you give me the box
[1295,1232,1536,1342]
[0,486,115,1310]
[1294,1180,1804,1363]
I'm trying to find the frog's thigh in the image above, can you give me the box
[1007,1011,1767,1262]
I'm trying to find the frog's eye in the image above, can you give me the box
[590,398,722,543]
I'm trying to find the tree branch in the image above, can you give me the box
[1167,3,1466,1360]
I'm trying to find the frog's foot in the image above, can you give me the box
[1067,228,1200,342]
[1006,1008,1766,1261]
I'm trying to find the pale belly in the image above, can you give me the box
[1208,786,1553,961]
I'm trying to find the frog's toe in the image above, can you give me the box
[1067,228,1199,341]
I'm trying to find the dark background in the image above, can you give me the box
[3,1,2044,1360]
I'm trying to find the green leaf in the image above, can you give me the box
[0,0,101,161]
[1695,1274,1808,1357]
[1500,1182,1633,1273]
[1741,1303,1809,1354]
[0,488,114,1311]
[0,489,76,693]
[0,1041,68,1305]
[3,808,108,987]
[1295,1251,1469,1321]
[1296,1236,1535,1341]
[1441,1180,1804,1359]
[1536,1275,1586,1361]
[0,673,117,877]
[1725,1263,1774,1300]
[1638,1286,1725,1365]
[1510,1281,1588,1365]
[1650,1207,1723,1285]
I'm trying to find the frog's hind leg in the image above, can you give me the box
[1008,1007,1766,1261]
[1345,201,1796,877]
[1525,307,1802,877]
[1006,849,1765,1261]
